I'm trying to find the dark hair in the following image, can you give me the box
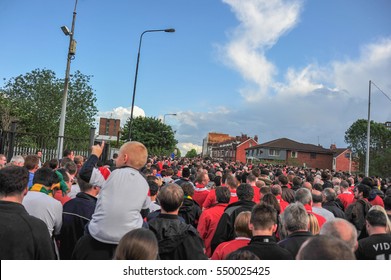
[48,158,59,169]
[366,209,387,227]
[182,167,190,178]
[24,155,39,170]
[213,175,222,187]
[215,186,231,204]
[384,196,391,211]
[237,183,254,201]
[313,183,323,191]
[148,180,159,196]
[157,183,184,212]
[250,203,277,230]
[33,167,55,186]
[77,175,93,192]
[63,149,73,157]
[64,161,77,176]
[181,182,194,197]
[226,250,259,260]
[311,191,323,203]
[251,167,260,178]
[282,187,295,203]
[356,184,371,198]
[292,176,302,186]
[246,174,257,182]
[262,193,281,214]
[361,177,375,188]
[278,174,288,185]
[0,166,29,196]
[114,228,158,260]
[60,157,73,168]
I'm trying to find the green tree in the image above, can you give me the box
[121,116,177,156]
[185,148,198,158]
[0,69,98,140]
[370,147,391,177]
[345,119,391,175]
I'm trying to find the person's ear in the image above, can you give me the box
[249,222,254,231]
[23,186,28,197]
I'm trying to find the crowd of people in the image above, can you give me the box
[0,141,390,260]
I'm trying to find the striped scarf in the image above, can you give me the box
[29,183,53,197]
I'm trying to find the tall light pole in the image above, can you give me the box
[163,113,177,124]
[365,80,371,177]
[365,80,391,176]
[128,28,175,141]
[57,0,78,158]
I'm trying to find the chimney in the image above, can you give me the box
[254,135,258,143]
[330,144,336,150]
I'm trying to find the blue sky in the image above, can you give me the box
[1,0,391,155]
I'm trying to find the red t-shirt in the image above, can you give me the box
[211,238,251,260]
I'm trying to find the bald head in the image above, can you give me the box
[303,182,312,190]
[117,141,148,169]
[320,218,358,252]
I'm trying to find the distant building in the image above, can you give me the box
[96,117,120,141]
[330,144,358,173]
[385,121,391,131]
[211,134,258,163]
[202,132,233,157]
[245,138,334,170]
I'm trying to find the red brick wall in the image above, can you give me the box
[296,152,333,169]
[236,139,258,164]
[335,151,358,172]
[99,118,120,136]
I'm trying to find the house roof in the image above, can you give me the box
[333,148,349,157]
[207,132,233,143]
[247,138,333,154]
[237,138,258,148]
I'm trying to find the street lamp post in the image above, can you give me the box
[163,113,177,124]
[365,80,371,177]
[128,28,175,141]
[57,0,78,159]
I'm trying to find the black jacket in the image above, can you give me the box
[240,235,294,260]
[322,201,346,219]
[148,213,208,260]
[59,192,97,260]
[0,201,55,260]
[210,200,256,254]
[278,231,313,258]
[178,197,201,227]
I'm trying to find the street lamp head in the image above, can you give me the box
[164,28,175,33]
[61,25,71,36]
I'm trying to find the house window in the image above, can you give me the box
[291,151,298,158]
[310,153,317,159]
[269,149,280,157]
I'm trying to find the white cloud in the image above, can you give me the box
[177,143,203,156]
[221,0,302,100]
[98,106,145,126]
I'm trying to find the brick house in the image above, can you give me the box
[245,138,334,169]
[211,135,258,163]
[330,144,358,173]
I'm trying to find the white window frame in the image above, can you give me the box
[291,151,298,158]
[269,149,280,157]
